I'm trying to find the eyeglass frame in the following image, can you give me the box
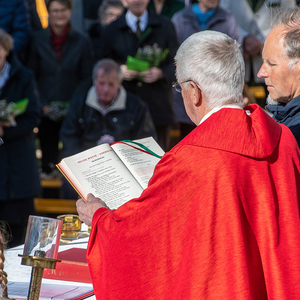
[172,80,201,93]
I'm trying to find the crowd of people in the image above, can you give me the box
[0,0,300,291]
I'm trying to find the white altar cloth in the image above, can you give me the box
[4,233,96,299]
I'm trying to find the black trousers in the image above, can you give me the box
[38,117,63,173]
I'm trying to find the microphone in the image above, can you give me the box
[0,138,3,146]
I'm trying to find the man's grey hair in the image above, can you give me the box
[271,8,300,69]
[174,31,245,109]
[93,59,123,83]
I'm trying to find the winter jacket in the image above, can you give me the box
[0,53,41,200]
[60,85,157,157]
[172,5,242,45]
[0,0,30,54]
[266,95,300,147]
[171,5,241,125]
[26,26,93,107]
[101,10,177,126]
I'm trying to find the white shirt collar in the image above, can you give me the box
[86,85,127,116]
[199,104,243,125]
[125,10,148,33]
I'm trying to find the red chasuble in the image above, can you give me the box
[87,104,300,299]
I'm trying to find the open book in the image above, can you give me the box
[57,137,165,209]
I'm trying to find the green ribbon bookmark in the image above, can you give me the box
[120,140,163,159]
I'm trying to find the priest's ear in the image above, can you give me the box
[189,81,202,108]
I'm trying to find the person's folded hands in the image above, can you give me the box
[139,67,163,83]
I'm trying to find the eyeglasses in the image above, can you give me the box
[172,80,200,93]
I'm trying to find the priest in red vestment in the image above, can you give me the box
[77,30,300,299]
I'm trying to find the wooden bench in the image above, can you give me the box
[40,178,63,189]
[170,129,181,139]
[34,198,77,214]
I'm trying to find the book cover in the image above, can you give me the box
[43,248,92,283]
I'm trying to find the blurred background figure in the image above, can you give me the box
[0,29,41,248]
[88,0,124,62]
[26,0,93,180]
[71,0,102,33]
[60,59,156,198]
[61,58,156,157]
[25,0,43,31]
[100,0,178,151]
[147,0,184,19]
[0,0,30,57]
[219,0,296,86]
[171,0,241,139]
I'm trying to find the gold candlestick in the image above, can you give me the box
[19,216,63,300]
[19,251,60,300]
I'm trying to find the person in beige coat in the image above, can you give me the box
[220,0,296,84]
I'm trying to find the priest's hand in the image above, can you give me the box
[76,193,108,226]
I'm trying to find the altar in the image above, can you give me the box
[4,226,96,299]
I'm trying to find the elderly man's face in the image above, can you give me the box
[257,25,300,103]
[94,69,120,106]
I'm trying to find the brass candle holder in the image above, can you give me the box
[18,216,63,300]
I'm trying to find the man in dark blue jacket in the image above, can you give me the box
[258,8,300,147]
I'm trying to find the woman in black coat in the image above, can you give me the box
[0,29,41,247]
[26,0,93,177]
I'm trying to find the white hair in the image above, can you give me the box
[174,31,245,109]
[271,8,300,70]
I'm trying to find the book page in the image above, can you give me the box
[112,137,165,189]
[58,143,143,209]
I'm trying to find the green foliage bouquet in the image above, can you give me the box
[44,101,69,122]
[126,43,169,81]
[0,98,29,126]
[135,43,169,68]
